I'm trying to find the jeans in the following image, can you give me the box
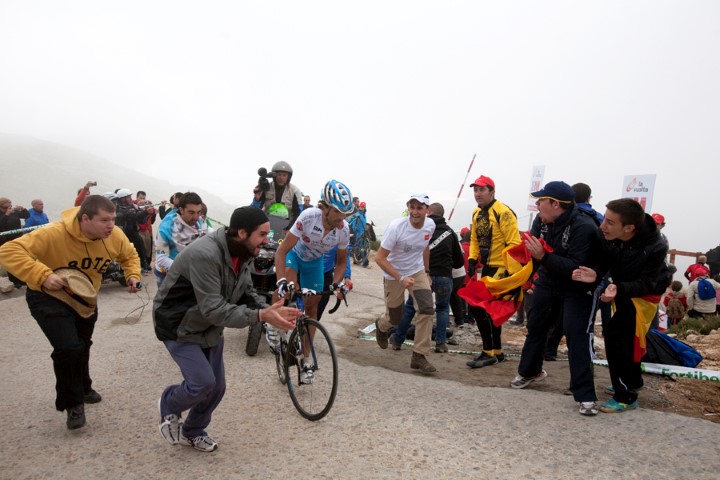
[395,275,453,345]
[27,289,98,411]
[161,337,227,438]
[449,276,467,325]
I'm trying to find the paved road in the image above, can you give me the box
[1,265,719,479]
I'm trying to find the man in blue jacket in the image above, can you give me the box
[24,199,50,227]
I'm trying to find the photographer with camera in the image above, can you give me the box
[251,161,304,231]
[0,197,30,288]
[74,181,97,207]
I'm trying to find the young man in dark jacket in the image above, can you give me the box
[573,198,671,413]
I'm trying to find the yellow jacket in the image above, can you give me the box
[0,207,140,292]
[469,199,521,270]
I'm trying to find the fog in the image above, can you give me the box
[2,1,719,280]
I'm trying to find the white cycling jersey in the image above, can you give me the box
[289,208,350,262]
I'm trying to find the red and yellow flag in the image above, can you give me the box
[458,239,552,326]
[630,295,662,362]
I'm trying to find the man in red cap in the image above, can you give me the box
[651,213,668,247]
[685,255,710,283]
[465,175,521,368]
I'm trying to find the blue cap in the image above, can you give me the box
[530,181,574,203]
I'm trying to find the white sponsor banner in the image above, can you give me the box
[621,174,656,212]
[527,165,545,212]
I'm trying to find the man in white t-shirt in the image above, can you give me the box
[374,194,437,373]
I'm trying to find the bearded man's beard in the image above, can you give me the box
[226,233,256,260]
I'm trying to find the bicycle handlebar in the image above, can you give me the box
[283,285,350,314]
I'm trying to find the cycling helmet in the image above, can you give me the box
[115,188,132,199]
[321,180,354,214]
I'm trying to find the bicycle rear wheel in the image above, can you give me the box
[352,235,369,265]
[245,321,263,356]
[275,338,289,385]
[285,317,338,421]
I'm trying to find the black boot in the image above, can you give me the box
[66,404,86,430]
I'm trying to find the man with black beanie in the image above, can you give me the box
[153,206,300,452]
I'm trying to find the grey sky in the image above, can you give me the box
[1,1,719,273]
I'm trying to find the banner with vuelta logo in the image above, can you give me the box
[621,174,656,212]
[526,165,545,212]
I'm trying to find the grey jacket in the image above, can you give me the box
[153,227,267,347]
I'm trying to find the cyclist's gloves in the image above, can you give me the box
[276,278,294,298]
[330,282,351,296]
[467,259,477,278]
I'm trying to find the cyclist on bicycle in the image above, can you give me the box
[273,180,353,366]
[274,178,353,306]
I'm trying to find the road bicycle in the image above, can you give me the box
[350,231,371,266]
[267,284,347,421]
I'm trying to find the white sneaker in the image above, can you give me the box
[179,432,218,452]
[509,369,548,389]
[300,362,315,384]
[265,324,280,346]
[157,398,182,445]
[579,401,599,416]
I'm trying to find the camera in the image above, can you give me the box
[257,167,276,192]
[90,181,98,186]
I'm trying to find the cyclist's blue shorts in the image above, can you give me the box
[285,250,324,292]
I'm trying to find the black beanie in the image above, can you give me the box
[229,206,269,233]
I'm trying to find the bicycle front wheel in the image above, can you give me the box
[285,317,338,421]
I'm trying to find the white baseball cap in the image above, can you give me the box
[407,194,430,206]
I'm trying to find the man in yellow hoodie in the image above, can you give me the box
[0,195,141,430]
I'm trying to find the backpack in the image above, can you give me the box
[642,329,703,368]
[665,297,685,321]
[697,278,717,301]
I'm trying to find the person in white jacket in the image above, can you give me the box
[687,274,720,318]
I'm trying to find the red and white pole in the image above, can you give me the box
[447,153,476,222]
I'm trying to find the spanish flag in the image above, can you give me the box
[458,239,552,326]
[630,295,663,362]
